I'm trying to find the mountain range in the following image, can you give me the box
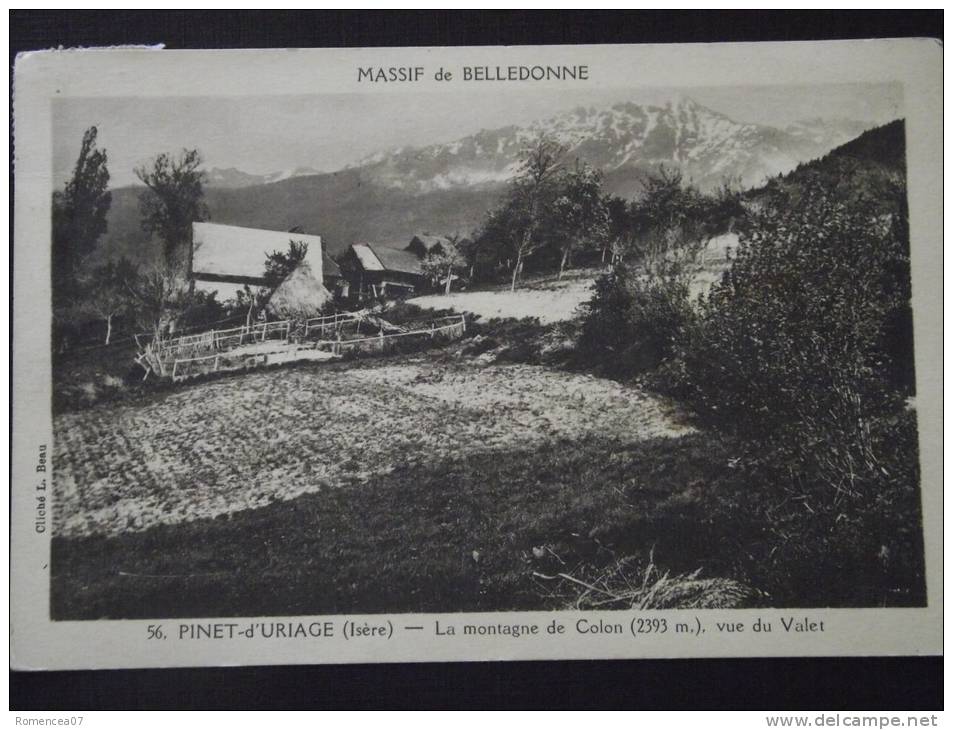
[205,166,325,189]
[349,97,870,196]
[91,96,876,266]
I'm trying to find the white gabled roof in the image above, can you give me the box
[192,222,324,281]
[350,243,385,272]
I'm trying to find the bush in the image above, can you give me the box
[667,177,923,605]
[575,258,697,379]
[179,290,228,331]
[377,301,456,327]
[679,180,913,474]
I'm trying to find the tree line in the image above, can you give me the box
[437,135,745,293]
[53,128,213,349]
[53,128,358,351]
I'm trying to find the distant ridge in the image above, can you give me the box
[90,97,877,268]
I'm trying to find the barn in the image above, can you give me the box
[338,233,466,301]
[406,233,458,260]
[339,242,428,301]
[190,222,335,301]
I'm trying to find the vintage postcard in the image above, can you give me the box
[11,39,942,669]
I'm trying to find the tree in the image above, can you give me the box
[455,236,482,281]
[83,258,136,344]
[264,240,309,289]
[703,175,746,235]
[421,243,466,295]
[52,126,112,310]
[125,261,193,340]
[604,195,635,265]
[135,149,208,272]
[631,165,709,256]
[472,203,526,283]
[232,284,270,329]
[551,162,609,278]
[505,135,567,291]
[671,176,922,604]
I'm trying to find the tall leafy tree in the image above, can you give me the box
[631,165,708,256]
[421,240,466,295]
[52,126,112,309]
[504,135,567,291]
[135,149,208,272]
[551,162,609,278]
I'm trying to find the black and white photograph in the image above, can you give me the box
[46,81,926,617]
[11,37,942,672]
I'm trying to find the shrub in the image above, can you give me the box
[669,177,923,605]
[575,254,698,379]
[377,301,456,327]
[679,179,913,480]
[179,290,227,331]
[575,264,639,366]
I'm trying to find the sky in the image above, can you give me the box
[53,82,902,189]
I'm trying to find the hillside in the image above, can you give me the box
[748,119,906,209]
[90,170,500,267]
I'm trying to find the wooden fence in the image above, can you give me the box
[169,314,466,382]
[137,320,291,379]
[155,320,291,358]
[317,315,467,357]
[302,311,366,338]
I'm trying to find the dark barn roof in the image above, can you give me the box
[409,233,453,252]
[407,233,458,260]
[372,245,424,276]
[349,243,424,277]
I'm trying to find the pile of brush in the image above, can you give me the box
[533,551,753,610]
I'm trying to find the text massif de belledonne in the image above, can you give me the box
[356,65,589,83]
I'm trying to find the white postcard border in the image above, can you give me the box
[11,39,943,670]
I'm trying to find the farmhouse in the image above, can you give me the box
[340,233,461,301]
[339,242,427,301]
[190,222,336,301]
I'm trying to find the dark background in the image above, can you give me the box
[10,9,943,711]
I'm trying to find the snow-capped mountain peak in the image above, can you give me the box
[346,96,871,196]
[206,165,323,189]
[205,97,874,197]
